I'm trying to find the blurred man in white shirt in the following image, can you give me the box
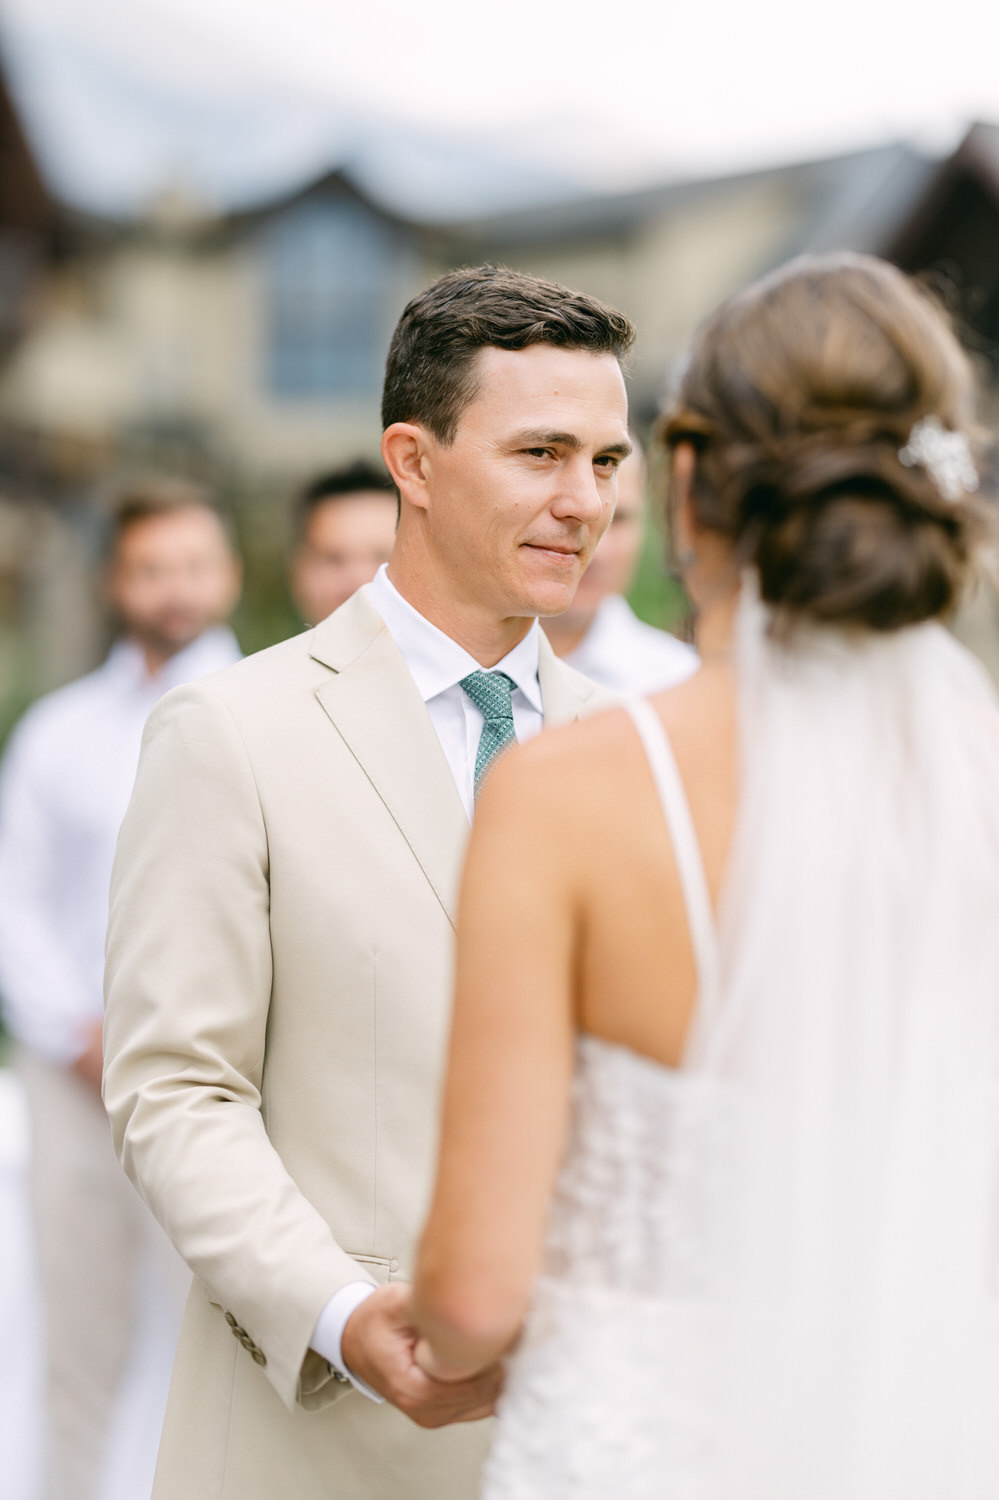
[289,460,398,626]
[0,478,242,1500]
[542,443,696,692]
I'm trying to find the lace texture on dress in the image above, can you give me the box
[482,1039,726,1500]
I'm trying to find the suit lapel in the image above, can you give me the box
[311,595,469,929]
[309,599,605,927]
[537,631,606,726]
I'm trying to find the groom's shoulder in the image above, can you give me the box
[544,648,619,720]
[189,627,327,707]
[202,592,389,703]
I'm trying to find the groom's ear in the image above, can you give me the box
[382,424,433,516]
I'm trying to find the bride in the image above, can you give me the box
[411,253,999,1498]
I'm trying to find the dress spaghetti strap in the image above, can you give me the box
[623,698,720,1006]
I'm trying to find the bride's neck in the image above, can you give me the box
[694,583,739,661]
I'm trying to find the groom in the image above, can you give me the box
[103,264,634,1499]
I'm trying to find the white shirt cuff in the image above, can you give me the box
[311,1281,384,1403]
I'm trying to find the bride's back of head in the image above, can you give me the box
[660,252,990,632]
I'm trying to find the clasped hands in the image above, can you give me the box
[340,1282,501,1428]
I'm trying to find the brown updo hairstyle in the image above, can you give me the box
[659,253,990,632]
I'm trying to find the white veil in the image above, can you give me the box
[680,576,999,1499]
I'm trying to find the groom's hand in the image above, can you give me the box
[341,1282,501,1427]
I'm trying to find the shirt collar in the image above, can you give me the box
[103,626,241,694]
[104,636,152,689]
[569,594,630,669]
[364,565,543,712]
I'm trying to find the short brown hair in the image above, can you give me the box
[108,476,233,555]
[381,264,635,443]
[659,253,989,632]
[294,458,396,537]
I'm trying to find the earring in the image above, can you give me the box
[677,547,697,570]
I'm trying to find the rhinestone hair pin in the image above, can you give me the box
[898,415,979,503]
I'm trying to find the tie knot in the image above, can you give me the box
[459,670,515,723]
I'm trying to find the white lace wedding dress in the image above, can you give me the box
[482,588,999,1500]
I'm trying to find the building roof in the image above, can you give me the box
[440,142,931,253]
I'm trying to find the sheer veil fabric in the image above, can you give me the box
[688,576,999,1497]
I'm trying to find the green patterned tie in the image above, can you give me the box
[460,670,518,795]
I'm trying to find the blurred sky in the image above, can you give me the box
[1,0,998,219]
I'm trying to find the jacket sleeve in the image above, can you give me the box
[102,679,373,1411]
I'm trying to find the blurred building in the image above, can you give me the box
[0,54,91,745]
[0,138,954,478]
[3,55,999,728]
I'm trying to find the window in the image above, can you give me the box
[264,196,393,398]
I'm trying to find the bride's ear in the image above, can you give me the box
[671,443,698,563]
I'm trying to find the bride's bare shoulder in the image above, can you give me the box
[473,706,636,831]
[481,671,723,817]
[501,703,640,780]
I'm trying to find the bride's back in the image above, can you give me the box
[534,659,737,1070]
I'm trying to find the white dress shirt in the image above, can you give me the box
[0,627,241,1063]
[566,594,697,695]
[311,566,544,1395]
[366,565,544,819]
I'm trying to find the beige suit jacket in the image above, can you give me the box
[103,590,608,1500]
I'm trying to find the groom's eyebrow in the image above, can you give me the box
[511,428,582,449]
[509,428,633,457]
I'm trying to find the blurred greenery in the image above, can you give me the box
[228,483,303,655]
[627,425,691,640]
[628,502,690,640]
[0,657,39,756]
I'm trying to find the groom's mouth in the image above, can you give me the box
[522,542,580,567]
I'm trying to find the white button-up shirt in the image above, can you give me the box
[312,567,545,1392]
[565,594,698,694]
[0,627,241,1063]
[365,565,544,820]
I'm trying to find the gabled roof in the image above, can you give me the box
[883,122,999,267]
[442,143,931,254]
[878,124,999,367]
[111,162,485,252]
[0,55,70,357]
[218,165,420,239]
[0,58,59,240]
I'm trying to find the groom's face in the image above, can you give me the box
[416,343,630,624]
